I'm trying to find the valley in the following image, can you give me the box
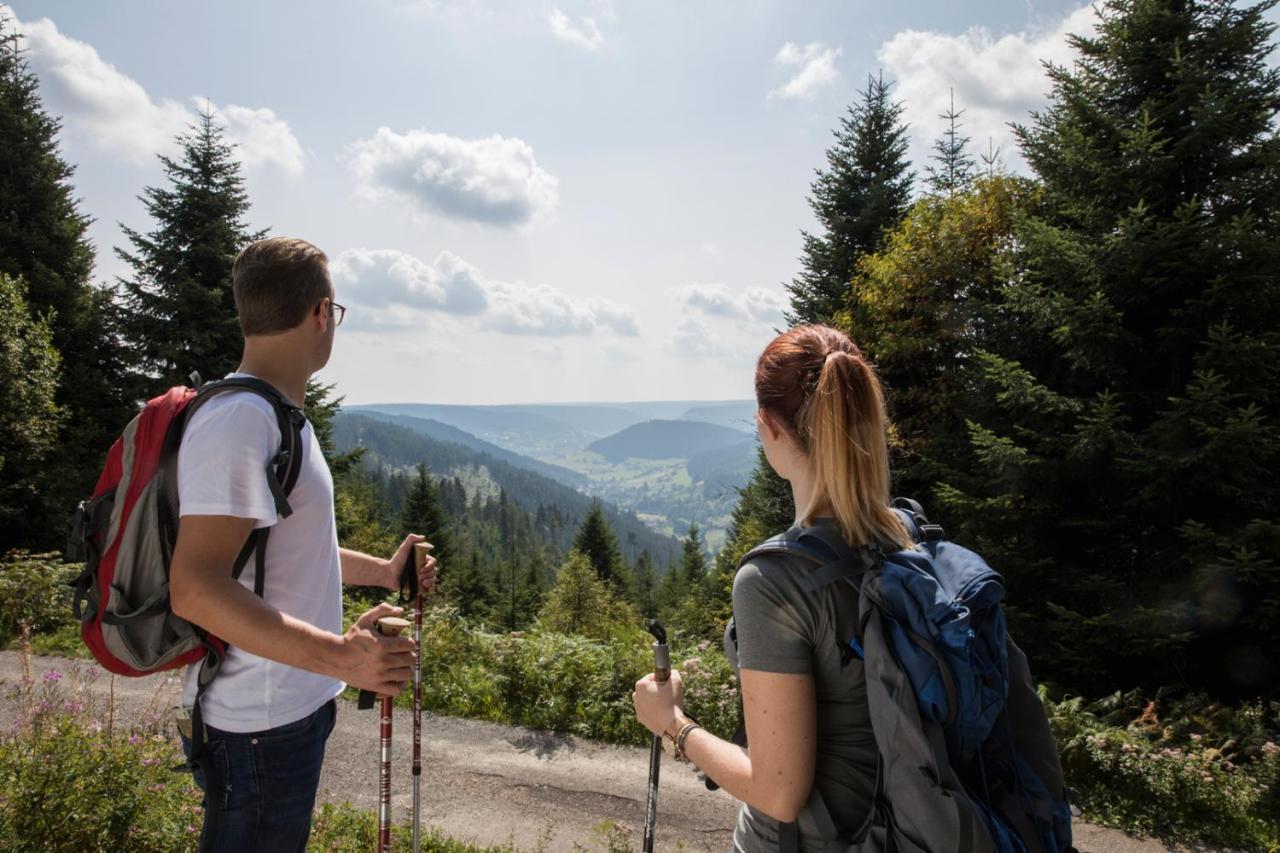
[346,399,760,550]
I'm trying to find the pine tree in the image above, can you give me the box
[400,464,451,570]
[119,108,266,396]
[925,90,975,197]
[949,0,1280,697]
[631,550,657,618]
[0,274,66,545]
[538,550,633,640]
[680,524,707,592]
[441,548,492,620]
[0,16,131,548]
[785,72,915,326]
[572,502,627,589]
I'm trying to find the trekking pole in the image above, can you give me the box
[643,619,670,853]
[375,615,411,853]
[411,542,433,853]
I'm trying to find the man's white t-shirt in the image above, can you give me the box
[178,373,345,732]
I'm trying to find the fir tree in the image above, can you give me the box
[538,550,632,640]
[441,549,492,620]
[572,502,627,589]
[785,72,914,326]
[925,90,976,197]
[0,17,131,548]
[400,464,451,570]
[631,550,657,618]
[119,108,266,396]
[949,0,1280,696]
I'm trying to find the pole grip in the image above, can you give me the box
[652,642,671,684]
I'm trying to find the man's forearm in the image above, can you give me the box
[340,547,390,587]
[175,575,345,678]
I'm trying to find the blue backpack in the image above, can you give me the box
[734,498,1074,853]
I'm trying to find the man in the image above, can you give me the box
[169,237,438,851]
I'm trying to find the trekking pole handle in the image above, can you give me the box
[647,620,670,683]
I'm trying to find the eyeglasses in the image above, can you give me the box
[323,299,346,327]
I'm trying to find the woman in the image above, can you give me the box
[632,324,913,851]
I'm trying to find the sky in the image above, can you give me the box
[4,0,1106,405]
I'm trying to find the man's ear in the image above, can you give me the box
[315,298,330,332]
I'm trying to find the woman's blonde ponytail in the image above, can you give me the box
[756,326,911,551]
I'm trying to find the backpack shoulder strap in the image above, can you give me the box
[191,377,307,516]
[740,526,881,594]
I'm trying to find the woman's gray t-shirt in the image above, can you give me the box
[725,525,879,852]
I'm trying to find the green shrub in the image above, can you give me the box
[0,551,78,647]
[0,658,202,852]
[1046,690,1280,850]
[406,605,739,745]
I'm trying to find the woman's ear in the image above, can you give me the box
[757,408,782,443]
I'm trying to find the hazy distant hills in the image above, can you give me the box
[345,401,759,547]
[678,402,756,433]
[348,400,755,457]
[349,410,588,488]
[588,420,749,464]
[332,413,679,562]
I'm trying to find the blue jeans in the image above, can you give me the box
[181,699,337,853]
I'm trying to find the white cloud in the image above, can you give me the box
[672,283,787,325]
[331,247,637,338]
[666,316,725,359]
[349,127,559,227]
[330,248,489,316]
[768,41,842,101]
[10,11,304,174]
[742,287,788,324]
[209,101,305,177]
[878,4,1097,172]
[548,8,605,51]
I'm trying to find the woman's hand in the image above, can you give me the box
[632,669,685,736]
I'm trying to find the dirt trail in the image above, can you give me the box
[0,652,1205,852]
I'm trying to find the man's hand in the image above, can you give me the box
[336,602,417,696]
[380,533,439,594]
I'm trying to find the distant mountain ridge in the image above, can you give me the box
[678,402,756,433]
[347,410,588,487]
[332,413,679,563]
[588,419,749,463]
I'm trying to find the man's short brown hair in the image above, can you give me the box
[232,238,332,336]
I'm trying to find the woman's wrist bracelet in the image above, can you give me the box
[674,720,702,761]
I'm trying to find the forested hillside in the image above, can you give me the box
[333,412,678,564]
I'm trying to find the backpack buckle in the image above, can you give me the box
[919,523,946,541]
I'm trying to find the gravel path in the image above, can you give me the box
[0,651,1216,852]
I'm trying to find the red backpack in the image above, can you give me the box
[65,375,304,754]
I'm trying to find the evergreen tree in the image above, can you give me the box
[0,17,132,548]
[539,550,633,640]
[400,464,451,569]
[925,90,976,197]
[440,548,492,620]
[119,108,266,396]
[680,524,707,592]
[949,0,1280,696]
[0,274,66,547]
[631,550,657,618]
[572,502,627,589]
[785,72,915,326]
